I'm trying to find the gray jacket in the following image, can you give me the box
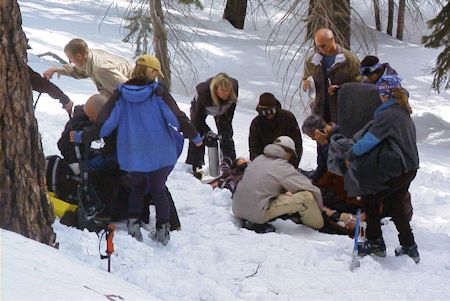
[232,144,323,224]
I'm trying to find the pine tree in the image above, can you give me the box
[422,2,450,92]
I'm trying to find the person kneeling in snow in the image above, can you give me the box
[232,136,324,233]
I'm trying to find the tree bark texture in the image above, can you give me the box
[149,0,171,90]
[373,0,382,31]
[223,0,248,30]
[0,0,56,245]
[387,0,395,36]
[396,0,405,40]
[332,0,351,49]
[308,0,351,48]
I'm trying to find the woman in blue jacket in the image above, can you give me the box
[99,55,202,245]
[347,75,420,263]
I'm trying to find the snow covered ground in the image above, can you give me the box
[3,0,450,300]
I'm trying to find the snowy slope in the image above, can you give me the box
[2,0,450,300]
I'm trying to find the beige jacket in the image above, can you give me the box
[232,144,323,224]
[56,49,133,98]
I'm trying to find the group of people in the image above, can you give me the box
[34,27,420,264]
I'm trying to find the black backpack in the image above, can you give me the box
[45,155,78,204]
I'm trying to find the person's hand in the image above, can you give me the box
[69,131,75,142]
[195,141,203,147]
[43,66,58,80]
[328,85,339,95]
[63,101,74,116]
[302,79,310,91]
[313,129,328,145]
[285,191,293,196]
[345,160,350,169]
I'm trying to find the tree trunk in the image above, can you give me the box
[373,0,382,31]
[0,0,56,245]
[333,0,351,49]
[149,0,171,90]
[396,0,406,40]
[387,0,395,36]
[307,0,351,48]
[223,0,248,30]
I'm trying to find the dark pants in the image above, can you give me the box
[364,170,417,247]
[129,166,172,226]
[186,113,236,167]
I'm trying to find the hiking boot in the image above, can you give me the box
[149,223,170,245]
[192,166,204,180]
[242,220,276,234]
[127,218,143,242]
[395,243,420,264]
[358,238,386,257]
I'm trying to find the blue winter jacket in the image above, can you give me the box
[99,82,184,172]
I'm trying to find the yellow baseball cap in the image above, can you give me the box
[136,54,165,78]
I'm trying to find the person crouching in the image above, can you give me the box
[232,136,324,233]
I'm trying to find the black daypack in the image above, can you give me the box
[45,155,78,204]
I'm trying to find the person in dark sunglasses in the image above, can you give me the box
[249,93,303,167]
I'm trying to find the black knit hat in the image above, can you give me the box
[360,55,383,76]
[257,92,278,110]
[361,55,379,67]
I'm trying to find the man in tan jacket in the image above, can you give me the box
[232,136,324,233]
[43,38,133,98]
[302,28,362,123]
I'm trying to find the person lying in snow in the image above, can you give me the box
[232,136,324,233]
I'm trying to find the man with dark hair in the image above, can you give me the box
[249,92,302,167]
[360,55,399,84]
[302,28,362,123]
[43,38,133,98]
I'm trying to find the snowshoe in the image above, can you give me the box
[358,237,386,257]
[127,218,143,242]
[149,223,170,245]
[395,243,420,264]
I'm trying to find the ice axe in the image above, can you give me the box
[350,208,361,271]
[99,224,116,273]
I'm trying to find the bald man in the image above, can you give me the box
[302,28,362,123]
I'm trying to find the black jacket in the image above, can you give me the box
[191,76,239,133]
[29,66,70,106]
[249,101,302,167]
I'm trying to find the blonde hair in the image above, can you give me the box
[64,38,89,56]
[392,87,412,115]
[132,64,150,81]
[210,73,237,105]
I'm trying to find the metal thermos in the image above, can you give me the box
[208,140,220,177]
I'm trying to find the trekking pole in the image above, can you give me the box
[350,209,361,271]
[99,224,115,273]
[33,92,42,111]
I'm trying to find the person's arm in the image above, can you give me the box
[350,113,391,157]
[29,66,71,106]
[44,64,89,80]
[157,85,201,144]
[99,101,122,139]
[248,120,263,161]
[192,95,211,134]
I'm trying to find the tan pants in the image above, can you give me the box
[264,191,324,229]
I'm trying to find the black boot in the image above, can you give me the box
[242,220,276,233]
[395,243,420,264]
[192,165,203,180]
[358,237,386,257]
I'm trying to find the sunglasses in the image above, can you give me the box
[258,107,277,116]
[360,63,382,76]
